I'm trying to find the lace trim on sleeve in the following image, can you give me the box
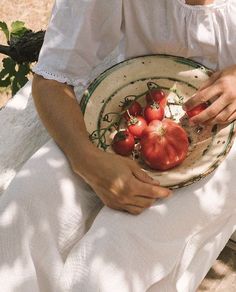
[32,65,89,88]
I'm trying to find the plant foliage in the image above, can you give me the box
[0,21,31,95]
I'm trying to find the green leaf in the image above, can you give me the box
[10,21,28,38]
[2,57,16,76]
[10,63,30,95]
[0,76,11,88]
[0,57,30,95]
[0,67,9,79]
[16,63,30,86]
[0,21,9,41]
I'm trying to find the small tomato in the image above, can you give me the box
[127,116,147,138]
[145,89,167,107]
[112,130,135,156]
[186,103,208,118]
[122,100,142,120]
[144,102,165,123]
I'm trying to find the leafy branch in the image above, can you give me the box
[0,21,45,95]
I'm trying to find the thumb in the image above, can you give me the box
[129,160,160,185]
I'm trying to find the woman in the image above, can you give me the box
[0,0,236,291]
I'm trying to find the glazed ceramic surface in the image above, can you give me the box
[80,55,235,189]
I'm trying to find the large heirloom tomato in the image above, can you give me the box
[140,119,189,170]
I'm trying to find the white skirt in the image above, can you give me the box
[0,138,235,292]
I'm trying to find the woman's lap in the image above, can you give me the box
[0,138,236,291]
[0,139,103,292]
[59,141,236,291]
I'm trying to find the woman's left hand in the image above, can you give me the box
[183,65,236,126]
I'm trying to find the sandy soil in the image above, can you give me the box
[0,0,54,107]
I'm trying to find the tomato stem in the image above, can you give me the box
[91,82,186,150]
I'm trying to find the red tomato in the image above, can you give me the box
[144,102,165,123]
[112,130,135,156]
[122,100,142,120]
[186,103,208,118]
[145,89,167,107]
[127,116,147,138]
[140,119,189,170]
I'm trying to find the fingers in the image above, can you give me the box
[129,159,160,186]
[129,196,156,208]
[198,71,221,91]
[123,197,158,215]
[99,178,171,215]
[183,84,221,111]
[227,111,236,123]
[131,178,172,199]
[123,205,143,215]
[189,94,229,125]
[204,104,236,125]
[183,71,222,111]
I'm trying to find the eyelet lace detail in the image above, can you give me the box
[32,65,89,88]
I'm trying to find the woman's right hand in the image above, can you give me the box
[73,146,172,215]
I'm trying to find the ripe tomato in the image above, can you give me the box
[144,102,165,123]
[140,119,189,170]
[122,100,142,120]
[186,103,208,118]
[145,89,167,107]
[127,116,147,138]
[112,130,135,156]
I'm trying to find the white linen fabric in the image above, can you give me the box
[0,138,235,292]
[33,0,236,97]
[1,0,236,291]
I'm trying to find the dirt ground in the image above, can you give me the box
[0,0,54,107]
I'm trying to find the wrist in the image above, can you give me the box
[67,138,101,179]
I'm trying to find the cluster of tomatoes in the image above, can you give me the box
[112,89,166,154]
[112,88,207,171]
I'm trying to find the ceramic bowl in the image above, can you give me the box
[80,55,235,189]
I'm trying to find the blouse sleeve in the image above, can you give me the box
[32,0,123,87]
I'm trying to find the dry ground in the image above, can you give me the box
[0,1,235,291]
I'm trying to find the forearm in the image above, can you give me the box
[32,74,98,177]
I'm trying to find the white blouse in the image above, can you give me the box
[33,0,236,92]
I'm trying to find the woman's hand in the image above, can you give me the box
[183,65,236,126]
[73,146,171,215]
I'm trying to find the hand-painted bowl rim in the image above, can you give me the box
[80,54,235,189]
